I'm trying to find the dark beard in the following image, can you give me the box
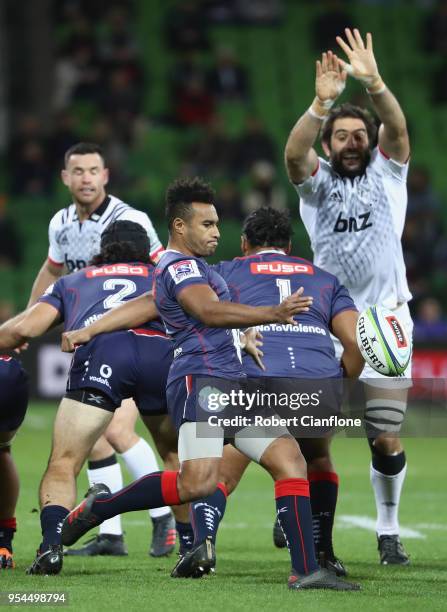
[331,149,371,179]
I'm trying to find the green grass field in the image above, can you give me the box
[2,403,447,611]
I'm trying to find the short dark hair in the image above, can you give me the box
[90,221,150,265]
[321,103,378,148]
[165,177,216,230]
[64,142,106,167]
[242,207,293,249]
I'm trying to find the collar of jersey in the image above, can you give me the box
[73,195,111,222]
[254,249,286,255]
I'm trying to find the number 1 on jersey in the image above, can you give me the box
[276,278,291,302]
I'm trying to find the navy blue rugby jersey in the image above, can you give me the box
[39,262,165,335]
[214,250,357,378]
[153,250,244,384]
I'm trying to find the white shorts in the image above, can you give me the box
[333,302,413,389]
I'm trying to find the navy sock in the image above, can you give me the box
[176,520,194,554]
[275,478,318,576]
[190,484,228,545]
[0,518,16,553]
[40,505,69,550]
[309,471,339,557]
[92,471,180,521]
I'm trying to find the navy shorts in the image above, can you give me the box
[166,375,243,431]
[0,357,29,432]
[67,330,172,415]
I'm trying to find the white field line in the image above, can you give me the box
[337,514,426,539]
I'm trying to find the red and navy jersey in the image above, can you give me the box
[213,250,356,378]
[39,262,165,335]
[153,250,244,384]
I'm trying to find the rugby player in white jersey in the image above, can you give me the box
[27,142,176,557]
[284,29,412,565]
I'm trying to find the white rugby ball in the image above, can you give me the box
[356,305,411,376]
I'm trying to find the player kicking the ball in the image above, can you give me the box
[284,28,412,565]
[61,178,360,591]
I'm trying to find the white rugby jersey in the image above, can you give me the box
[47,195,163,272]
[295,147,412,312]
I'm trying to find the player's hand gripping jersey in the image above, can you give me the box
[295,148,411,312]
[48,195,163,272]
[214,251,356,378]
[153,251,244,385]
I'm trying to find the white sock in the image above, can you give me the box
[370,462,407,536]
[120,437,171,520]
[87,459,123,536]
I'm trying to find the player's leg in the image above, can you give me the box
[299,437,346,575]
[66,434,127,556]
[0,430,19,569]
[0,368,29,569]
[234,431,359,590]
[28,395,113,575]
[365,384,409,565]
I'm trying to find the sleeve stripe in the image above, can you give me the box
[150,245,165,258]
[311,159,320,176]
[48,256,64,267]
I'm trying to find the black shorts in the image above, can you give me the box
[0,357,29,432]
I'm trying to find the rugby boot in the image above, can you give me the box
[64,533,127,556]
[26,545,63,575]
[0,547,14,569]
[171,536,215,578]
[377,535,410,565]
[150,513,176,557]
[273,517,287,548]
[288,567,360,591]
[61,484,110,546]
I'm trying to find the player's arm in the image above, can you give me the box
[336,29,409,162]
[61,292,158,352]
[27,259,64,307]
[331,309,364,378]
[285,51,347,183]
[0,304,61,350]
[178,284,313,328]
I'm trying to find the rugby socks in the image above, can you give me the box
[309,471,339,557]
[120,438,171,520]
[370,450,407,536]
[190,483,227,546]
[91,471,180,521]
[275,478,319,576]
[40,506,69,551]
[176,520,194,554]
[87,455,123,536]
[0,518,16,553]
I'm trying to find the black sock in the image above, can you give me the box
[40,505,69,550]
[176,521,194,554]
[309,472,339,558]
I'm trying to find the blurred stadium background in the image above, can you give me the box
[0,0,445,397]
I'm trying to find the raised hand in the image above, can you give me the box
[336,29,381,88]
[315,50,347,104]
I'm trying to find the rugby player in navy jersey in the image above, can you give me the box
[61,178,360,591]
[211,207,364,576]
[0,221,179,575]
[0,357,29,569]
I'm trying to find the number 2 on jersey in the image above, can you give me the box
[103,279,137,309]
[276,278,291,302]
